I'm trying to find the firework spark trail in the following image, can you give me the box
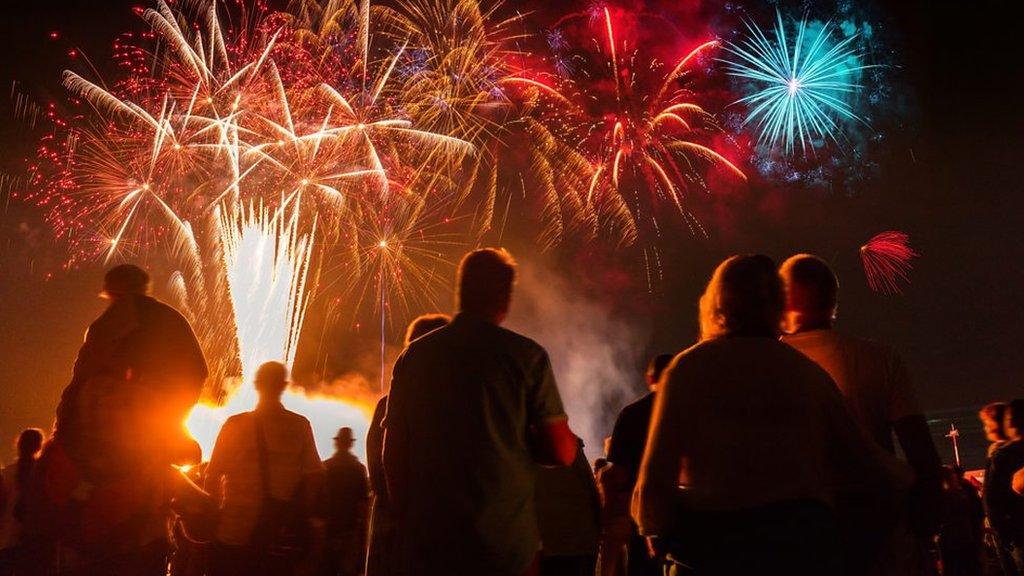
[219,201,315,383]
[860,231,918,294]
[23,0,762,394]
[721,11,874,156]
[527,9,746,252]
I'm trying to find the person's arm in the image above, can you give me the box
[527,349,575,466]
[631,358,685,538]
[357,465,371,560]
[296,420,326,575]
[297,419,326,513]
[535,420,577,466]
[888,353,943,537]
[820,370,912,499]
[893,414,943,537]
[382,351,410,513]
[366,397,387,498]
[984,449,1015,536]
[204,417,235,504]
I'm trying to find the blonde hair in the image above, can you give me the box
[404,313,451,346]
[699,255,784,340]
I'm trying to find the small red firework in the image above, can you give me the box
[860,231,918,295]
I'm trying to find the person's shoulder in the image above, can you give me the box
[763,337,839,384]
[223,411,251,426]
[404,322,451,352]
[619,391,655,417]
[998,440,1024,461]
[219,412,251,435]
[350,454,368,474]
[150,296,191,321]
[674,338,750,363]
[491,324,548,358]
[829,331,901,359]
[280,407,313,427]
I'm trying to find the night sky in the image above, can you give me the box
[1,0,1020,465]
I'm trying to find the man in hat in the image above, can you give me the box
[319,427,369,576]
[55,264,207,464]
[206,362,324,576]
[24,264,208,574]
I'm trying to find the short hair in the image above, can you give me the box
[16,428,44,458]
[404,313,451,346]
[456,248,517,317]
[1008,399,1024,433]
[647,353,675,384]
[103,264,151,297]
[980,402,1009,439]
[255,361,289,396]
[779,254,839,316]
[699,255,783,340]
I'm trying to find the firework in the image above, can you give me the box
[15,0,509,459]
[860,231,918,294]
[219,201,315,382]
[528,8,746,250]
[721,11,873,156]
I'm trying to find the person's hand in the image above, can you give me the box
[646,535,670,559]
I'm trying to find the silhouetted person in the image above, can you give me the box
[55,264,207,464]
[979,402,1017,575]
[319,428,369,576]
[780,254,943,574]
[937,466,984,576]
[535,440,600,576]
[383,248,577,576]
[206,362,324,576]
[599,354,673,576]
[0,429,44,576]
[366,313,449,576]
[633,254,910,576]
[23,264,207,575]
[984,399,1024,575]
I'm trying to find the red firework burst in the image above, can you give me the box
[860,231,918,295]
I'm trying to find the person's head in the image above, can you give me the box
[980,402,1009,443]
[254,361,289,402]
[404,313,451,346]
[778,254,839,334]
[1005,399,1024,441]
[333,427,355,453]
[699,254,784,340]
[456,248,517,324]
[645,353,675,390]
[15,428,44,460]
[101,264,151,300]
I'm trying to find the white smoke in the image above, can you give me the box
[507,261,650,460]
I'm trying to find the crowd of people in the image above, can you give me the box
[0,250,1023,575]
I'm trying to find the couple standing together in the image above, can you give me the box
[380,250,934,576]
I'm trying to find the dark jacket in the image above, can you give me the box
[55,294,207,467]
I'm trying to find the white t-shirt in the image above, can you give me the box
[782,329,920,453]
[206,404,323,545]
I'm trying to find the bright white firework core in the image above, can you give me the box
[185,203,371,461]
[219,202,313,382]
[787,77,802,97]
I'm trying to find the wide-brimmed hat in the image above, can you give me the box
[334,427,355,442]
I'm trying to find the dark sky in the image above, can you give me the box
[1,0,1021,462]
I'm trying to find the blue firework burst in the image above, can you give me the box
[722,12,873,156]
